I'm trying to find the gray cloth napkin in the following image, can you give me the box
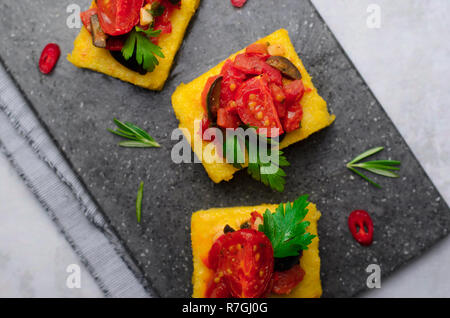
[0,62,154,298]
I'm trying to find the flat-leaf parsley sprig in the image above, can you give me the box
[346,146,401,188]
[259,195,316,258]
[122,27,164,72]
[108,118,160,148]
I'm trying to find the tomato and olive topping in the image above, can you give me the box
[207,229,274,298]
[201,42,305,142]
[348,209,374,246]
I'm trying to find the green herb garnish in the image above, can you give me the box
[346,146,401,188]
[122,27,164,72]
[108,118,160,148]
[259,195,316,258]
[136,181,144,223]
[247,146,289,193]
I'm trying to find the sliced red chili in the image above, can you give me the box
[348,210,374,246]
[271,264,305,295]
[97,0,144,36]
[39,43,61,74]
[231,0,248,8]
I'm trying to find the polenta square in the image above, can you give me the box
[68,0,200,90]
[171,29,335,184]
[191,199,322,298]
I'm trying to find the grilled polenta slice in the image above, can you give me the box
[191,201,322,298]
[67,0,200,90]
[172,29,335,183]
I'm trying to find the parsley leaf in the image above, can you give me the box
[247,142,290,193]
[259,195,316,258]
[122,27,164,72]
[223,133,245,169]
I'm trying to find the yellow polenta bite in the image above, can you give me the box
[68,0,200,90]
[191,195,322,298]
[172,29,335,186]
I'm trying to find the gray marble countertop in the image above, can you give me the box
[0,0,448,297]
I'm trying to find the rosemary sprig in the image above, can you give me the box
[108,118,160,148]
[136,181,144,223]
[346,146,401,188]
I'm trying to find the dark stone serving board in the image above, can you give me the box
[0,0,449,297]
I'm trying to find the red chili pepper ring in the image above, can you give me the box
[348,210,373,246]
[39,43,61,74]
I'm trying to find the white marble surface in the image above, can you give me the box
[0,0,449,297]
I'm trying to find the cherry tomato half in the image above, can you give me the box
[236,76,284,137]
[97,0,144,36]
[39,43,61,74]
[271,265,305,295]
[212,229,274,298]
[348,210,374,246]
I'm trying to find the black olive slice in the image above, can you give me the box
[223,225,235,234]
[168,0,181,4]
[206,76,223,123]
[110,50,147,75]
[266,56,302,80]
[274,251,303,272]
[90,14,107,48]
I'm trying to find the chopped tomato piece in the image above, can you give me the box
[271,265,305,295]
[246,43,269,56]
[249,211,263,230]
[234,54,282,85]
[217,108,240,129]
[236,76,283,137]
[105,36,126,51]
[209,229,274,298]
[80,8,98,32]
[283,79,305,104]
[97,0,144,36]
[283,104,303,133]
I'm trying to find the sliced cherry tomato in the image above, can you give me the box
[205,278,231,298]
[80,8,98,32]
[236,76,283,137]
[39,43,61,74]
[215,229,274,298]
[348,210,374,246]
[246,43,269,56]
[231,0,248,8]
[249,211,263,230]
[220,60,246,110]
[97,0,144,36]
[283,104,303,133]
[271,265,305,295]
[234,54,282,85]
[269,83,286,118]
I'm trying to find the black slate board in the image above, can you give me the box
[1,0,449,297]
